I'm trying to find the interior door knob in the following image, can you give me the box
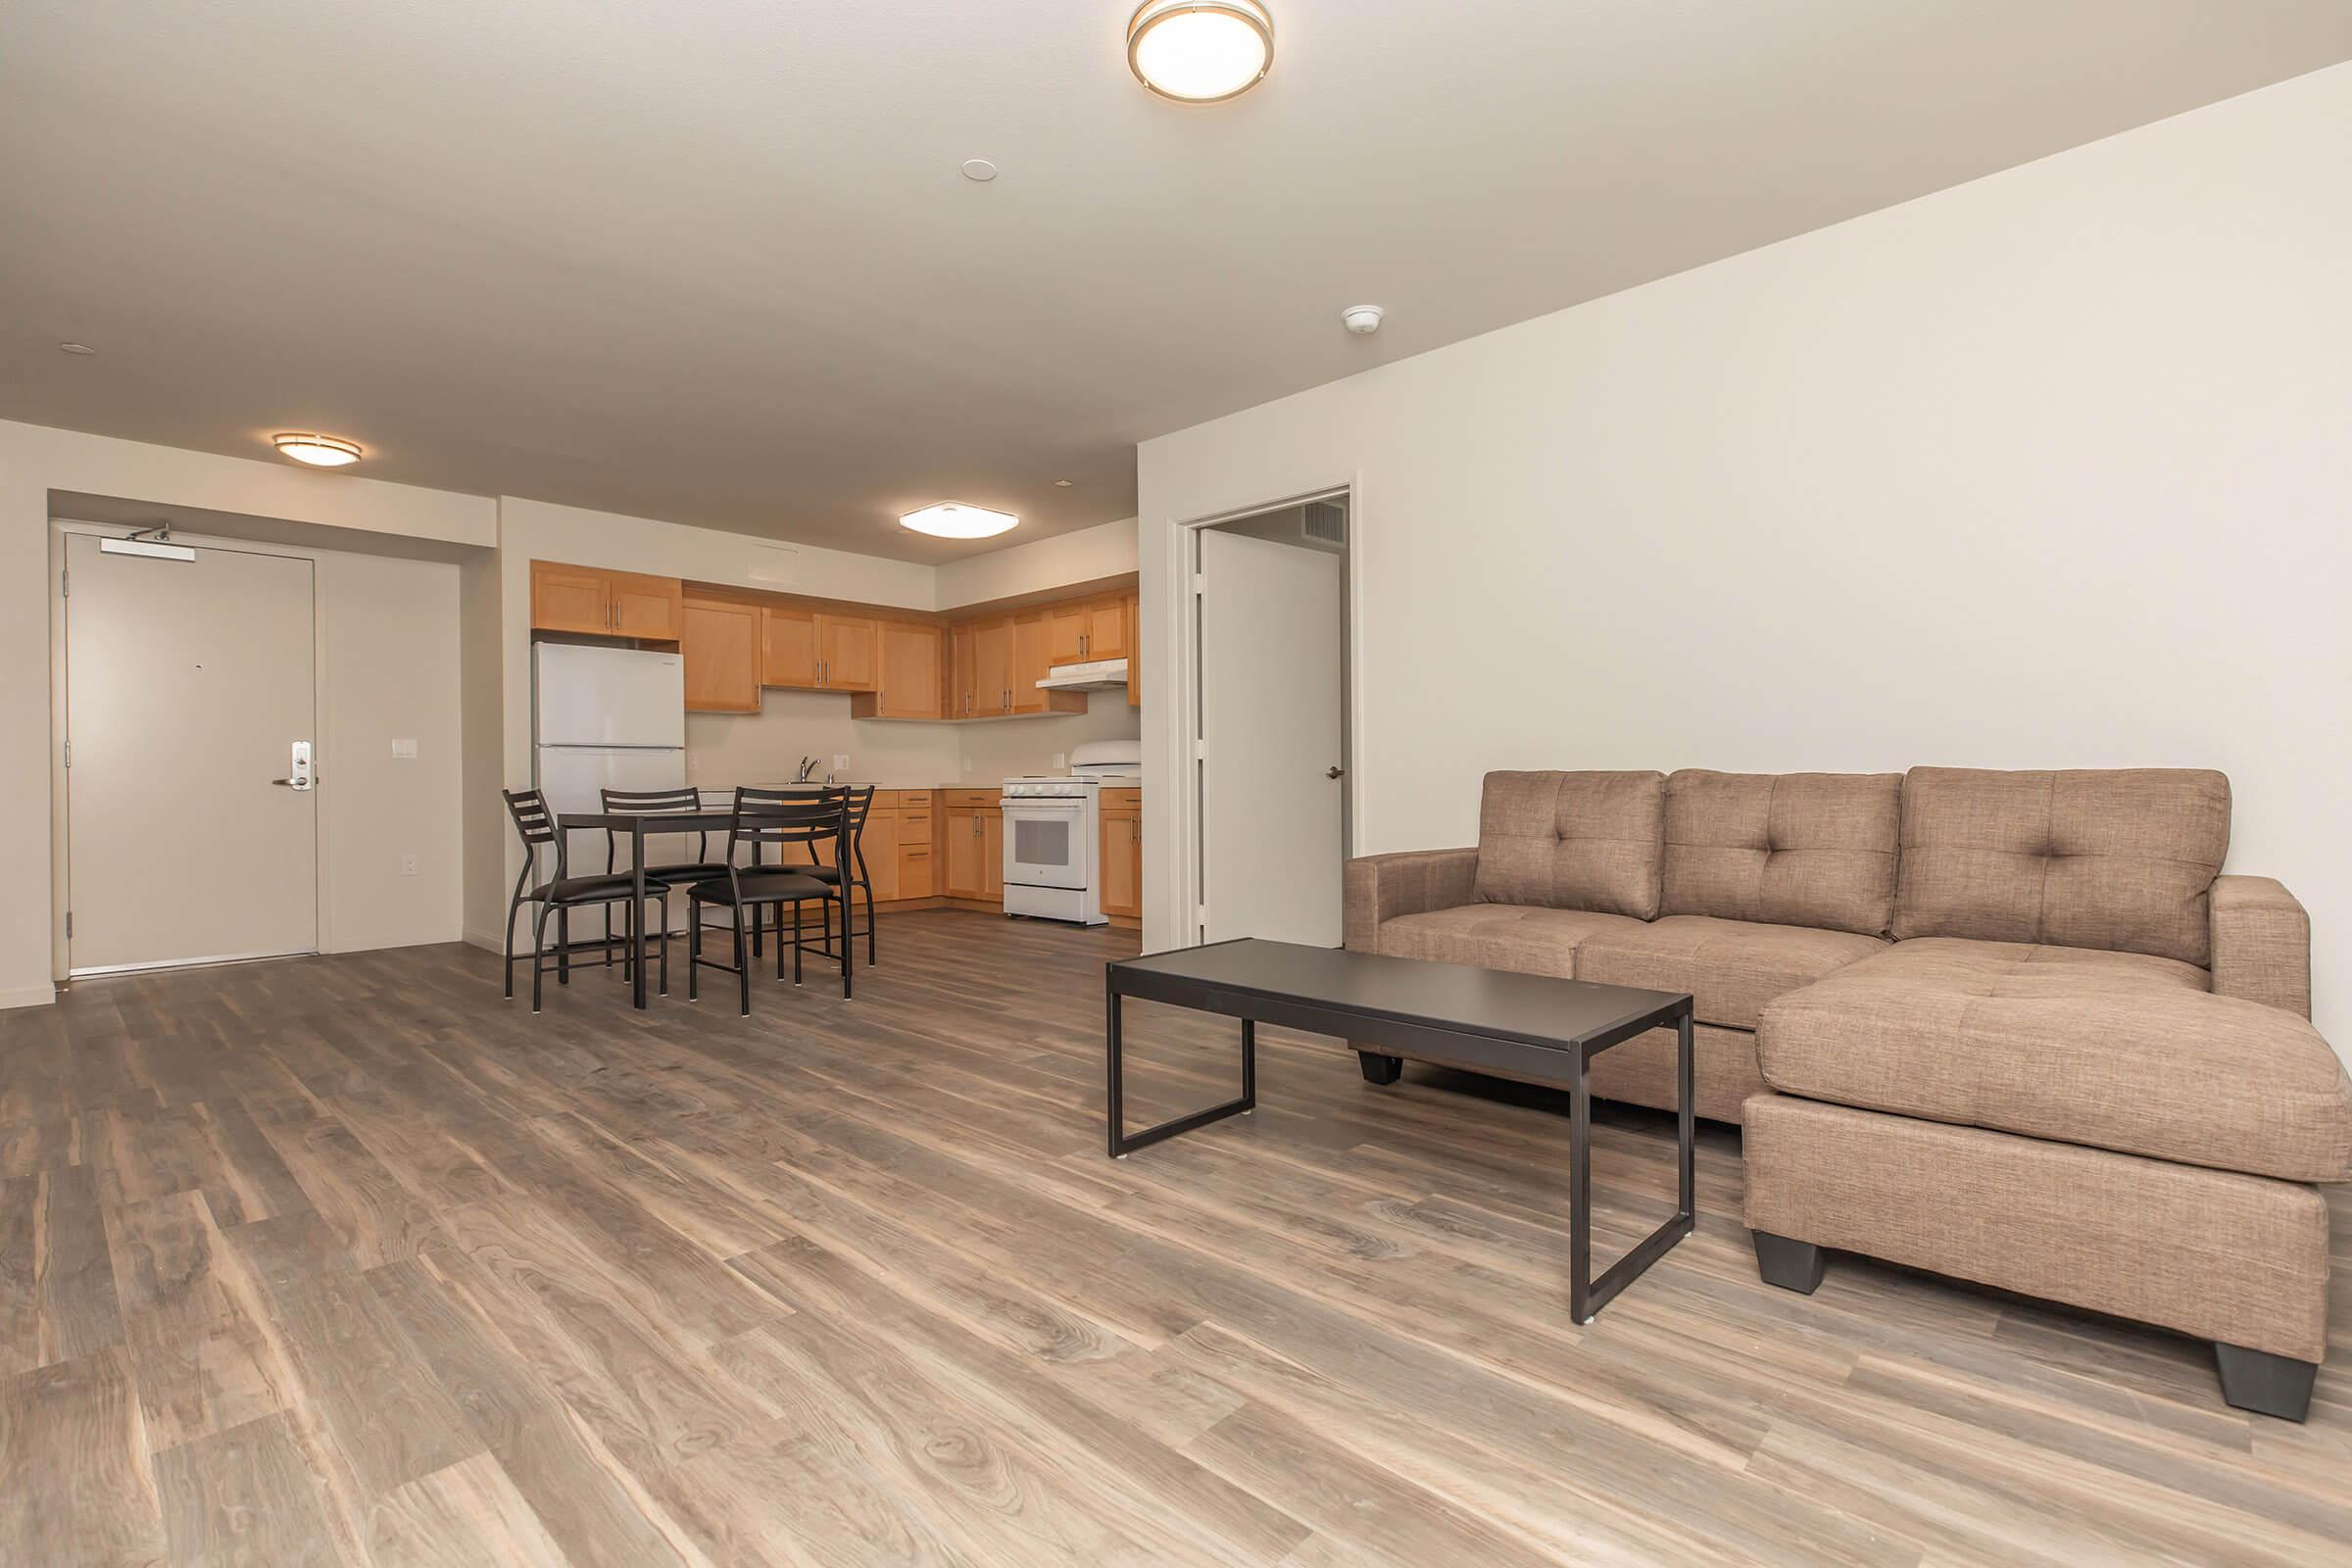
[1326,766,1345,779]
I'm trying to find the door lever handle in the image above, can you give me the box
[1326,766,1345,779]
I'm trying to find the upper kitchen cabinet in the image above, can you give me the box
[680,596,762,712]
[967,616,1014,717]
[762,605,877,692]
[609,571,683,640]
[531,561,684,640]
[1086,595,1129,661]
[760,605,818,687]
[1125,590,1140,709]
[819,613,878,692]
[852,620,944,719]
[1045,602,1089,665]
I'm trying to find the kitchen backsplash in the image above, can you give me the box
[685,687,1139,787]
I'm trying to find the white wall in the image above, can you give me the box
[1137,65,2352,1045]
[0,419,494,1007]
[936,516,1139,610]
[318,554,466,951]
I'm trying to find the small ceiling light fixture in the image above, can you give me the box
[960,158,1000,181]
[1341,304,1384,335]
[271,432,363,467]
[1128,1,1273,103]
[58,341,98,355]
[1053,478,1074,487]
[901,503,1018,540]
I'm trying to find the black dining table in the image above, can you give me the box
[559,808,740,1009]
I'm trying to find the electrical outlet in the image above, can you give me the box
[1053,753,1066,770]
[400,852,419,876]
[687,756,699,773]
[390,738,417,760]
[834,754,850,773]
[961,756,972,772]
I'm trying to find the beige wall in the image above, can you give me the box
[1138,65,2352,1047]
[0,419,494,1007]
[936,516,1138,609]
[318,554,466,951]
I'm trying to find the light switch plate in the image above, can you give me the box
[834,754,850,772]
[1053,753,1066,770]
[390,738,417,760]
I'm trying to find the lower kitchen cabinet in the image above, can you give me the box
[1101,788,1142,920]
[942,792,1003,902]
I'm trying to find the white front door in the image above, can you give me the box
[64,534,319,973]
[1197,527,1345,946]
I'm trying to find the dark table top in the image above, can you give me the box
[560,809,742,832]
[1110,939,1689,1054]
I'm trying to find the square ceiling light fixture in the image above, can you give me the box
[900,503,1018,539]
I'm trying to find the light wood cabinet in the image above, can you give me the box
[760,606,819,687]
[853,621,939,718]
[819,614,877,692]
[897,841,935,900]
[1046,603,1089,665]
[532,561,685,639]
[982,812,1004,901]
[1086,596,1129,661]
[858,807,900,903]
[1008,612,1051,714]
[1101,789,1142,920]
[679,598,761,713]
[970,617,1013,717]
[609,571,683,640]
[945,807,987,899]
[949,625,976,718]
[1125,590,1140,710]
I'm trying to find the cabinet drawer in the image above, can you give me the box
[896,843,935,898]
[1101,788,1142,811]
[879,789,934,810]
[897,809,933,845]
[944,789,999,811]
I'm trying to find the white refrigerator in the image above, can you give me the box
[532,644,691,937]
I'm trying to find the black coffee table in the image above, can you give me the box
[1105,938,1695,1323]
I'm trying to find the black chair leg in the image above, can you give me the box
[657,898,670,997]
[502,890,524,999]
[863,876,876,966]
[732,905,750,1017]
[530,901,556,1012]
[838,888,853,1000]
[792,901,805,985]
[776,901,789,980]
[557,908,571,985]
[687,900,702,1001]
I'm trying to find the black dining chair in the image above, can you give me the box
[501,788,670,1011]
[600,785,733,893]
[687,788,853,1015]
[791,784,878,966]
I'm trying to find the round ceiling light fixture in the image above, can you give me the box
[901,502,1018,540]
[960,158,999,181]
[271,432,364,467]
[1127,1,1273,104]
[58,341,99,356]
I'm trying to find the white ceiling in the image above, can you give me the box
[6,3,2349,562]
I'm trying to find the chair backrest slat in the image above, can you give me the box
[601,785,710,867]
[729,786,849,860]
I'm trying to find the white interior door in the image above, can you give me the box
[1197,528,1345,945]
[65,535,318,973]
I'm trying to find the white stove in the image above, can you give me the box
[1000,741,1141,924]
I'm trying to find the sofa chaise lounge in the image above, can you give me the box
[1344,766,2350,1419]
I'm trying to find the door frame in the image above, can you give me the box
[48,520,333,980]
[1165,482,1358,948]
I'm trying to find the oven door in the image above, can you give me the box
[1003,798,1089,890]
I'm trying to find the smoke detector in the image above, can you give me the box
[1341,304,1384,335]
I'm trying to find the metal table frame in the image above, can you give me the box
[1105,941,1695,1324]
[560,808,737,1009]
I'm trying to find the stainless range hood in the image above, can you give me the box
[1036,657,1129,692]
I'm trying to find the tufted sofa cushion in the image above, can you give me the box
[1472,771,1664,918]
[1661,770,1900,937]
[1893,768,2229,966]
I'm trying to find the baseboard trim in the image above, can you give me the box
[463,927,506,955]
[1,983,60,1010]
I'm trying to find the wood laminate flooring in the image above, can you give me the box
[2,912,2347,1566]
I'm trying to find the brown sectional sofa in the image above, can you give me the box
[1344,766,2352,1419]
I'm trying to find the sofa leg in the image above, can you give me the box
[2214,1342,2318,1422]
[1356,1051,1402,1086]
[1752,1231,1827,1295]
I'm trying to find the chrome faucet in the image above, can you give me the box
[796,755,819,783]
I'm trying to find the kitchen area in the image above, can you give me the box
[528,560,1145,928]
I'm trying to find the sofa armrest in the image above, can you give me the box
[1344,848,1478,954]
[2210,875,2311,1017]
